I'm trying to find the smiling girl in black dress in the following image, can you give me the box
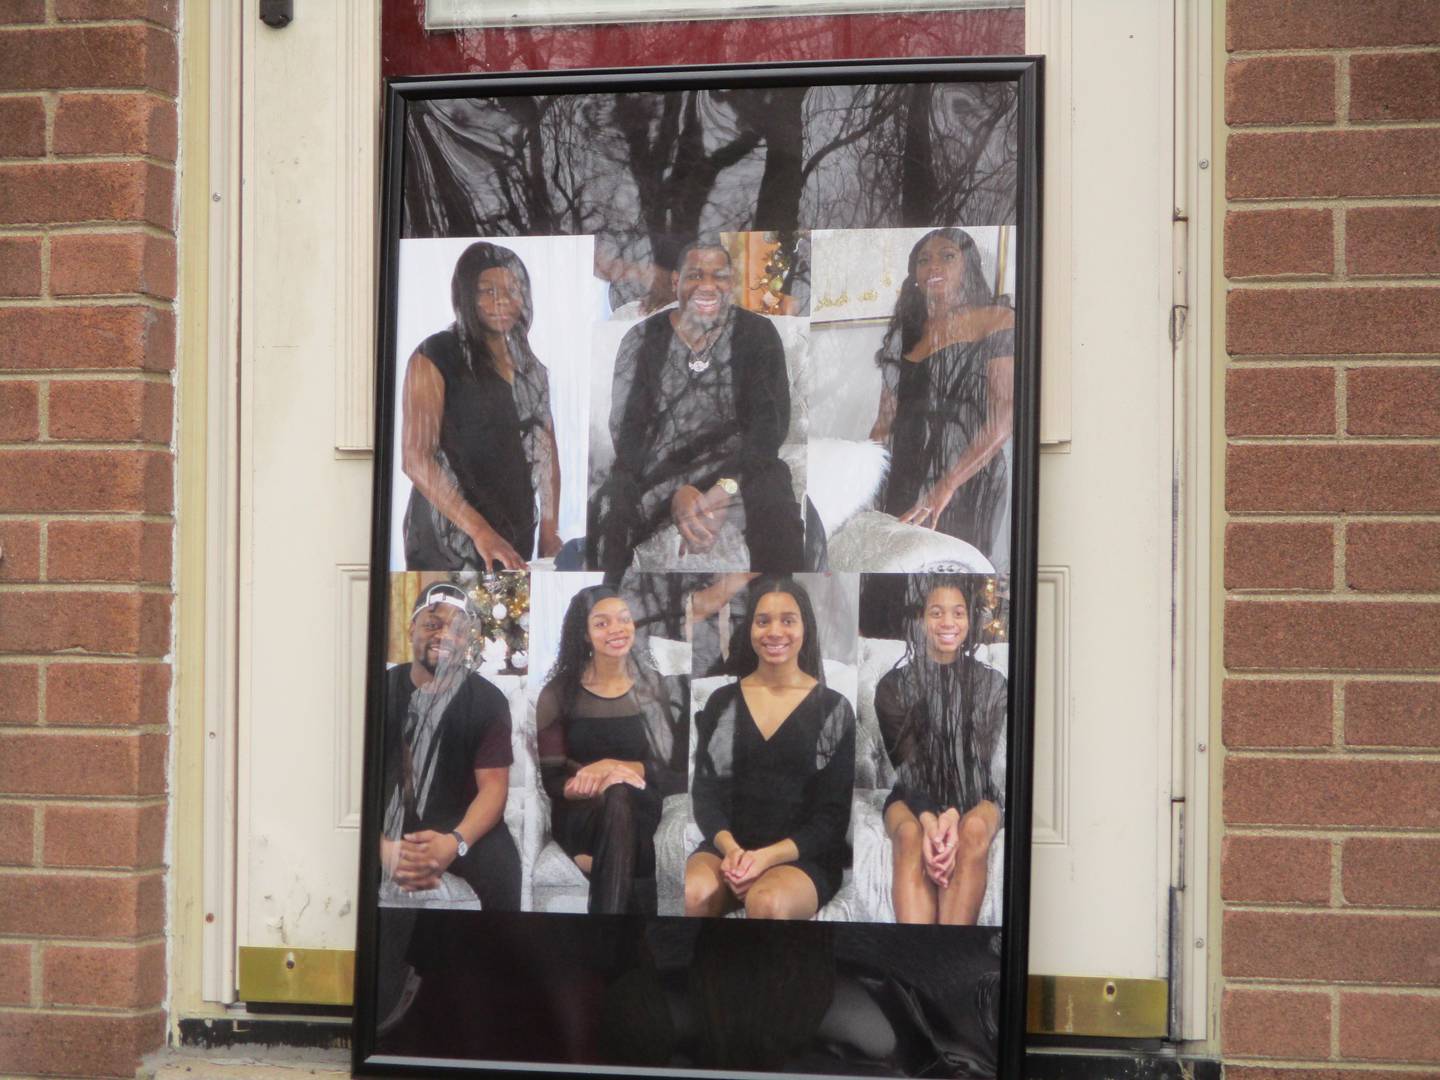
[877,575,1006,925]
[537,585,687,915]
[685,577,856,920]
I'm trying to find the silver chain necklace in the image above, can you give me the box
[684,327,721,374]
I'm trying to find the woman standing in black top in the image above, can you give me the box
[537,585,687,915]
[402,241,561,570]
[869,229,1013,565]
[685,577,856,920]
[876,575,1006,925]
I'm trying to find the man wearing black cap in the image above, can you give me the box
[381,581,521,910]
[589,238,806,574]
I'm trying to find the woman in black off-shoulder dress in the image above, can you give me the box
[870,228,1014,565]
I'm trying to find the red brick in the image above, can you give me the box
[54,93,177,158]
[0,96,45,158]
[0,449,173,512]
[1229,130,1440,200]
[42,941,164,1007]
[1223,910,1440,984]
[1347,366,1440,436]
[1227,445,1440,513]
[1222,987,1331,1058]
[0,733,166,797]
[0,306,175,371]
[0,1009,166,1078]
[1228,287,1440,356]
[0,381,39,440]
[1225,757,1439,829]
[0,25,178,93]
[1226,55,1335,126]
[1341,992,1440,1062]
[1221,834,1332,904]
[47,520,172,583]
[48,380,171,444]
[1226,367,1335,436]
[0,804,34,866]
[0,591,170,657]
[0,0,45,24]
[1343,838,1440,908]
[1347,522,1440,592]
[1225,522,1334,591]
[1347,681,1440,748]
[51,233,176,299]
[1352,52,1440,123]
[43,803,164,869]
[0,161,173,227]
[46,662,169,727]
[0,943,30,1006]
[0,665,40,725]
[1223,679,1333,748]
[0,235,42,296]
[1348,206,1440,277]
[0,522,40,583]
[56,0,179,28]
[1225,209,1333,279]
[1228,0,1440,50]
[1227,600,1440,672]
[0,870,163,937]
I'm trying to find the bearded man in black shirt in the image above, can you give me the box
[381,582,521,910]
[589,240,806,574]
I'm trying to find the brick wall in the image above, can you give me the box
[0,1,177,1077]
[1221,1,1440,1075]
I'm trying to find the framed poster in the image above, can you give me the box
[356,57,1041,1079]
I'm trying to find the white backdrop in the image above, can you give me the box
[389,235,598,567]
[810,226,1017,325]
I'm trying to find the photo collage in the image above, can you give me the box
[378,225,1018,924]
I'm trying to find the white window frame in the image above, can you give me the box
[426,0,1021,31]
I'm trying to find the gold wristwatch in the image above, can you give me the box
[716,477,739,496]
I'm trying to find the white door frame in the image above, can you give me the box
[191,0,1216,1039]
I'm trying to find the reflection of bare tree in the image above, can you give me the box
[803,82,1016,228]
[401,79,1018,245]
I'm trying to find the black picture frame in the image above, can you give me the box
[355,55,1041,1079]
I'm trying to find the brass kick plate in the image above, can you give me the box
[1026,974,1169,1038]
[238,946,1167,1038]
[237,946,355,1006]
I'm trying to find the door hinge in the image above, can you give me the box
[1171,798,1186,890]
[1170,214,1189,348]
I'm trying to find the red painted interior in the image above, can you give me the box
[381,2,1025,77]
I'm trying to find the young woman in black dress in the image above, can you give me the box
[402,241,562,571]
[869,229,1014,564]
[537,585,687,914]
[877,575,1006,925]
[685,577,856,920]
